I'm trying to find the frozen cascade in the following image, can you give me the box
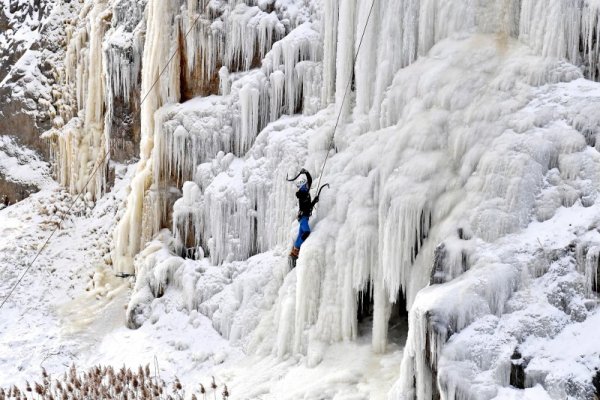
[103,0,146,161]
[131,32,600,396]
[43,0,600,398]
[114,3,322,274]
[81,1,111,199]
[113,0,182,275]
[46,0,147,197]
[52,0,111,199]
[320,0,338,106]
[262,22,323,117]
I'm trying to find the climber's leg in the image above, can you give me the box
[289,216,311,268]
[294,216,311,249]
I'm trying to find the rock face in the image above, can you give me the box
[0,0,46,81]
[0,134,51,201]
[0,0,80,202]
[0,174,37,205]
[0,0,54,156]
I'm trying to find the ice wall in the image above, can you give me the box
[45,0,146,200]
[113,0,322,275]
[69,0,600,270]
[49,0,600,398]
[50,1,111,199]
[112,0,183,275]
[202,0,600,363]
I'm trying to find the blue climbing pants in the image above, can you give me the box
[294,216,311,249]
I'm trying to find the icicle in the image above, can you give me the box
[585,246,600,296]
[353,0,378,117]
[519,0,581,63]
[295,61,323,116]
[372,279,392,353]
[225,4,284,72]
[238,83,260,155]
[219,66,230,95]
[269,70,284,121]
[113,0,182,275]
[321,0,339,106]
[379,185,432,302]
[262,22,322,116]
[172,181,204,258]
[333,0,356,122]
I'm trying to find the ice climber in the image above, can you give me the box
[287,168,328,267]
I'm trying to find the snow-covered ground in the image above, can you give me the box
[0,163,128,385]
[0,135,52,190]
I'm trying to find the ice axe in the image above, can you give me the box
[316,183,330,198]
[286,168,309,182]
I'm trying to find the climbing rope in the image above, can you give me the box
[0,12,203,310]
[315,0,377,191]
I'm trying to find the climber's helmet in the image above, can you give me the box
[295,176,307,190]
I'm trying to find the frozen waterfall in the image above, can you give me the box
[45,0,600,398]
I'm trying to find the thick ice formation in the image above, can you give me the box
[44,0,600,398]
[52,1,111,198]
[113,0,322,275]
[45,0,146,199]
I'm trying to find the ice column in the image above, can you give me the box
[334,0,356,122]
[83,2,111,199]
[353,0,378,116]
[321,0,339,106]
[53,0,111,200]
[238,83,260,155]
[113,0,182,275]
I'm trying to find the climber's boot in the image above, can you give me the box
[289,246,300,269]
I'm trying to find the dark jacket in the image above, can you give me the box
[296,170,319,219]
